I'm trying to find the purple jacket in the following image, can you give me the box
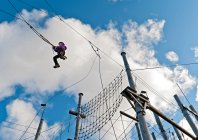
[53,44,67,53]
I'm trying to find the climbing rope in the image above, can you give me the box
[7,0,54,47]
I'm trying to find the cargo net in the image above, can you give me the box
[79,71,123,140]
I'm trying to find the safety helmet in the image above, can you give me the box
[59,42,65,46]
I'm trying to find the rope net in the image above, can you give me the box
[79,71,123,140]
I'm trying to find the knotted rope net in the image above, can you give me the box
[79,71,123,140]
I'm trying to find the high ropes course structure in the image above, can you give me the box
[1,0,198,140]
[79,71,123,140]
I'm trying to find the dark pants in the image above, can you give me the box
[53,52,65,65]
[53,55,61,65]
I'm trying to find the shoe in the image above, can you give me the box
[53,65,60,68]
[61,56,67,60]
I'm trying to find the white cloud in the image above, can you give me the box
[123,19,196,112]
[166,51,179,62]
[0,99,60,140]
[192,47,198,60]
[0,9,197,140]
[0,9,124,102]
[20,9,48,24]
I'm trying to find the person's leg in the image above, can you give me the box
[59,51,67,60]
[53,55,60,68]
[60,55,67,60]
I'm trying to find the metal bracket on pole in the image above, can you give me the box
[121,87,146,109]
[121,87,150,115]
[69,93,86,140]
[120,111,138,122]
[69,110,86,119]
[121,88,151,140]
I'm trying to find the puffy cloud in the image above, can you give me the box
[0,9,197,140]
[192,47,198,61]
[122,19,195,112]
[122,19,165,68]
[20,9,48,23]
[123,19,165,47]
[0,99,60,140]
[0,9,124,103]
[166,51,179,62]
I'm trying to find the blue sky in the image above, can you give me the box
[0,0,198,140]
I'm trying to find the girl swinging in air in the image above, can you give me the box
[52,42,67,68]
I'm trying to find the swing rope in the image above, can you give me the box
[7,0,54,47]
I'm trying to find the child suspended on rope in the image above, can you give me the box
[53,42,67,68]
